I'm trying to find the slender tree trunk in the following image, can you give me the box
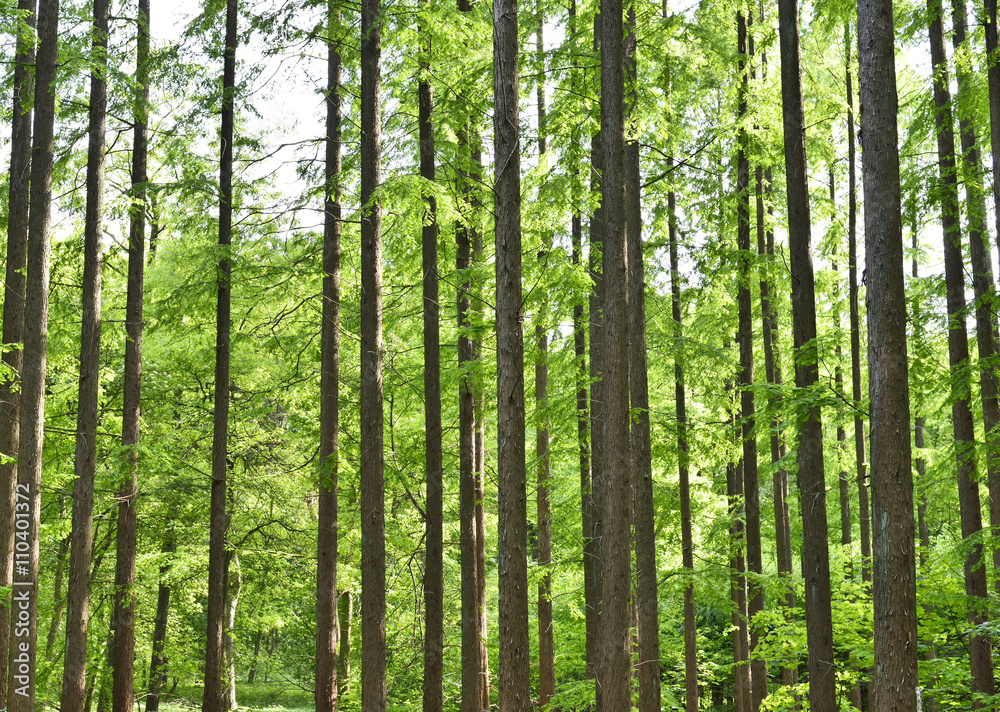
[985,0,1000,255]
[204,2,237,709]
[113,2,149,707]
[736,12,765,708]
[494,0,531,702]
[338,591,352,697]
[728,452,750,712]
[61,0,108,705]
[222,553,240,711]
[8,0,58,706]
[316,3,342,710]
[777,0,836,709]
[361,0,387,702]
[0,1,35,703]
[146,538,174,712]
[856,0,920,708]
[844,22,872,586]
[668,157,698,712]
[248,630,262,685]
[46,531,69,658]
[926,2,996,702]
[625,9,660,712]
[533,13,555,707]
[598,0,632,706]
[419,1,443,708]
[952,0,1000,591]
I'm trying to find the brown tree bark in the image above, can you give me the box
[494,0,531,703]
[222,553,240,711]
[8,0,58,707]
[360,0,387,704]
[534,11,555,706]
[316,2,342,710]
[667,155,698,712]
[0,1,34,703]
[419,1,443,707]
[925,0,995,701]
[727,451,750,712]
[856,0,920,708]
[598,0,632,707]
[951,0,1000,592]
[844,22,872,586]
[45,530,68,659]
[146,538,174,712]
[625,9,661,712]
[985,0,1000,255]
[777,0,836,708]
[113,2,149,707]
[735,11,765,709]
[203,2,237,709]
[61,0,109,705]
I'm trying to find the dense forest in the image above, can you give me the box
[2,0,1000,707]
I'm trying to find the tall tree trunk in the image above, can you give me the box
[598,0,632,707]
[114,1,149,707]
[844,22,872,586]
[534,11,555,707]
[625,9,661,712]
[728,451,750,712]
[985,0,1000,255]
[338,591,352,697]
[8,0,58,707]
[777,0,836,709]
[360,0,387,703]
[418,1,443,708]
[926,0,996,700]
[60,0,108,705]
[494,0,531,703]
[0,0,35,704]
[204,1,237,709]
[222,553,241,711]
[951,0,1000,592]
[316,1,342,710]
[668,157,698,712]
[146,538,175,712]
[856,0,920,708]
[46,531,69,658]
[735,11,765,708]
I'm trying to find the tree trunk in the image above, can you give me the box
[248,630,262,685]
[736,12,765,709]
[8,0,58,706]
[927,2,996,703]
[668,156,698,712]
[598,0,632,707]
[222,553,241,711]
[494,0,531,703]
[844,22,872,587]
[46,531,69,658]
[146,539,174,712]
[777,0,836,709]
[419,1,443,708]
[0,0,35,703]
[316,2,342,710]
[728,451,750,712]
[113,2,149,708]
[338,591,352,697]
[985,0,1000,256]
[626,9,661,712]
[534,11,555,707]
[203,1,237,709]
[951,0,1000,593]
[856,0,920,708]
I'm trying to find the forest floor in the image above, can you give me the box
[158,682,315,712]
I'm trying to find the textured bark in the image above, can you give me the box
[8,0,58,706]
[986,0,1000,254]
[856,0,920,708]
[0,0,35,702]
[113,2,149,708]
[45,530,69,658]
[952,0,1000,591]
[337,591,352,697]
[927,2,996,702]
[727,453,750,712]
[598,0,632,708]
[316,3,342,710]
[494,0,531,703]
[61,0,108,705]
[145,539,174,712]
[534,14,555,707]
[626,9,660,712]
[203,3,237,710]
[222,553,240,711]
[419,2,443,708]
[736,13,765,709]
[668,159,698,712]
[777,0,836,709]
[845,23,872,586]
[360,0,387,704]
